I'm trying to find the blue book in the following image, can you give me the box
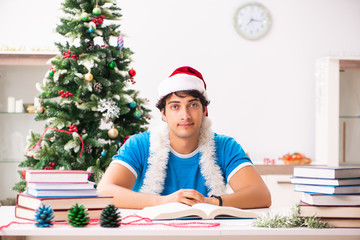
[26,187,98,197]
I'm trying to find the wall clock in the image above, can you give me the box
[234,2,272,40]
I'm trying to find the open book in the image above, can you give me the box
[138,202,258,220]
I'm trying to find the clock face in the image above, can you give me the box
[234,2,272,40]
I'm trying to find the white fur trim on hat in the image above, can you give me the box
[158,66,209,101]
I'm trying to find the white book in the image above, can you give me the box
[26,181,95,190]
[25,170,89,183]
[138,202,258,220]
[293,167,360,179]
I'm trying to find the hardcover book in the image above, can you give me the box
[26,188,98,197]
[17,193,112,210]
[294,184,360,194]
[301,192,360,206]
[26,181,95,190]
[15,205,103,222]
[293,167,360,179]
[25,170,89,183]
[298,201,360,218]
[321,218,360,228]
[138,202,258,220]
[290,177,360,186]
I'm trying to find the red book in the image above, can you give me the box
[15,205,103,222]
[17,193,113,210]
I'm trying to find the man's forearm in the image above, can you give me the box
[221,184,271,209]
[97,184,161,209]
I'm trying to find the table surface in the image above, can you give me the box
[1,206,360,240]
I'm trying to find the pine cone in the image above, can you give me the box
[86,41,95,50]
[34,203,54,227]
[67,203,90,227]
[100,204,121,227]
[94,82,103,92]
[85,145,93,154]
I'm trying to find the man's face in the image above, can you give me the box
[161,93,207,140]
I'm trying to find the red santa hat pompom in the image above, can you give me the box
[158,66,209,101]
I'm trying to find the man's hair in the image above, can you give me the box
[156,90,210,114]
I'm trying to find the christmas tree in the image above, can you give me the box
[13,0,150,192]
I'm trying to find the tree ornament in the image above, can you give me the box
[129,101,137,109]
[34,203,54,227]
[98,99,120,120]
[88,28,94,33]
[92,15,105,26]
[58,90,73,98]
[92,6,101,15]
[68,123,78,133]
[85,145,93,154]
[128,68,136,77]
[123,136,130,144]
[117,34,124,50]
[36,106,44,113]
[134,110,141,118]
[86,41,95,50]
[100,204,121,228]
[108,126,119,139]
[67,203,90,227]
[94,82,103,92]
[109,61,116,68]
[21,169,27,180]
[101,151,107,157]
[85,72,93,82]
[81,10,89,21]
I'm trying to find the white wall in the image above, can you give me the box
[1,0,360,165]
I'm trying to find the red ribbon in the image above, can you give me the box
[35,126,84,157]
[0,215,220,231]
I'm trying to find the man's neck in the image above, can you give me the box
[169,133,200,155]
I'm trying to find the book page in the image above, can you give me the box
[139,202,207,220]
[192,203,258,219]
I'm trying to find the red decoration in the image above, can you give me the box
[68,123,78,133]
[58,90,73,98]
[21,169,27,180]
[123,136,130,144]
[92,15,105,26]
[62,50,83,60]
[129,68,136,77]
[280,152,312,165]
[35,126,84,157]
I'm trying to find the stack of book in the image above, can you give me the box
[15,170,112,221]
[291,166,360,228]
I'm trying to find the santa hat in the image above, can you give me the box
[158,66,209,101]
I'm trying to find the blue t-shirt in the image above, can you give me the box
[112,132,252,197]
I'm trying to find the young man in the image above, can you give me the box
[97,66,271,209]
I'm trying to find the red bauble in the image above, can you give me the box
[129,68,136,77]
[21,169,27,180]
[123,136,130,144]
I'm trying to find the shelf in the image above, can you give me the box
[340,59,360,71]
[340,116,360,119]
[0,112,35,115]
[0,52,56,66]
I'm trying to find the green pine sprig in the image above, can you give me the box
[253,205,332,228]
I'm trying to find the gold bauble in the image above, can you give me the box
[108,127,119,139]
[85,72,93,82]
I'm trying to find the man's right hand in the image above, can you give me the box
[158,189,205,206]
